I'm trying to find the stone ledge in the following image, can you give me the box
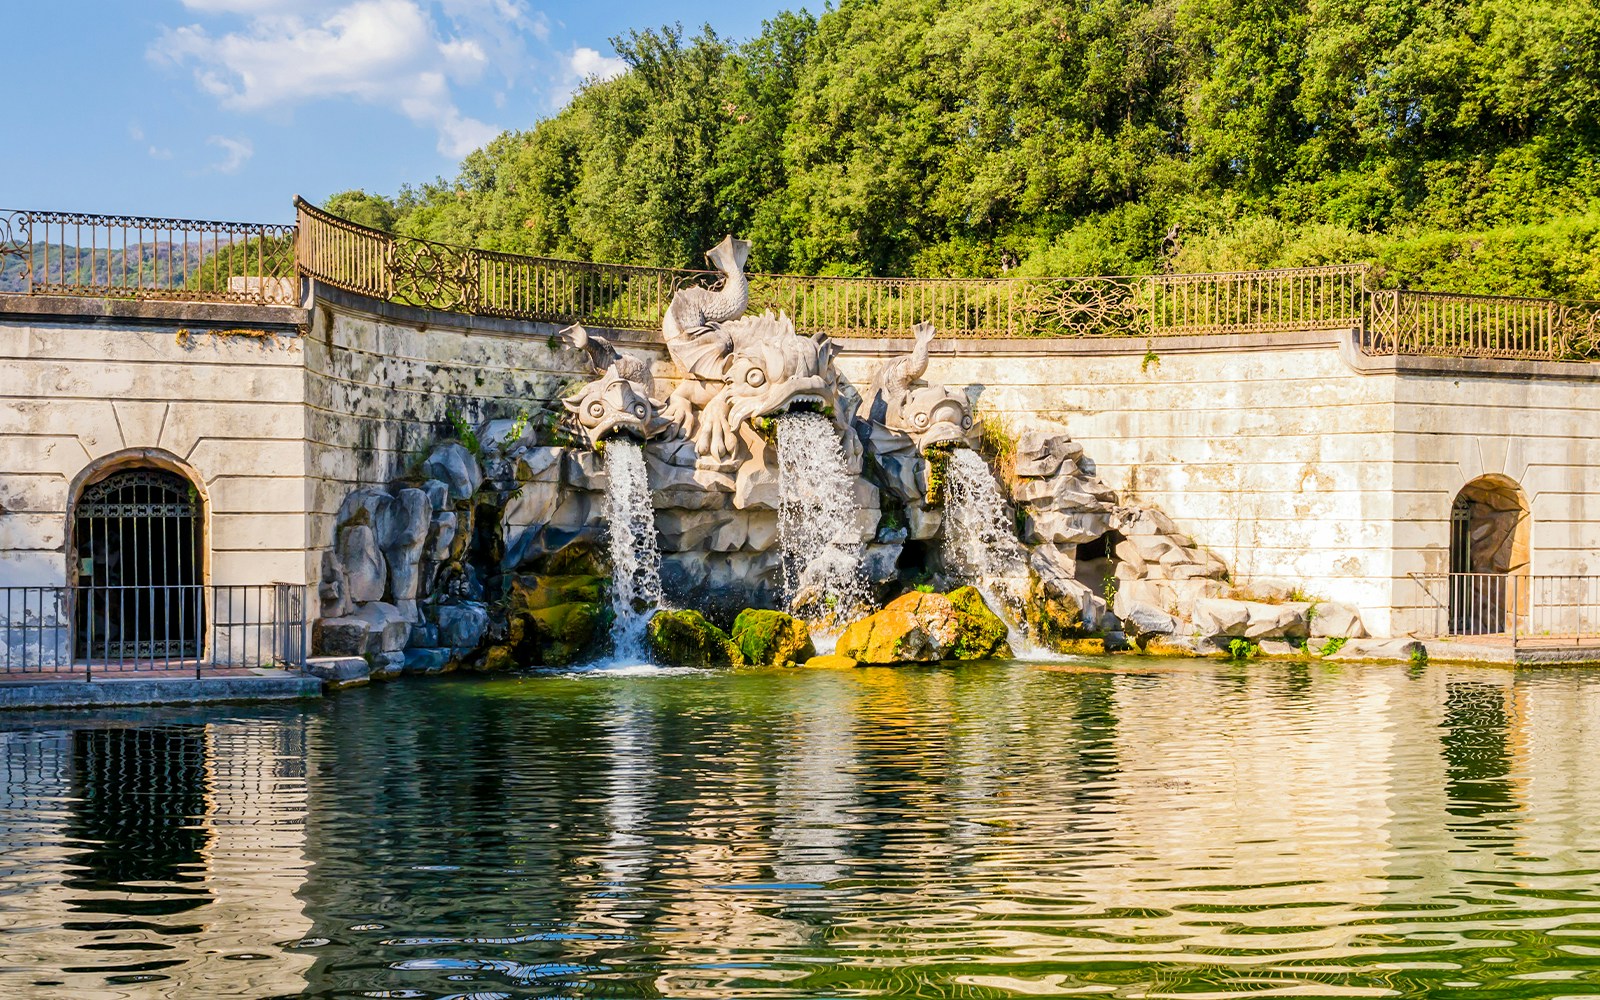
[305,655,371,688]
[0,292,310,330]
[0,672,322,709]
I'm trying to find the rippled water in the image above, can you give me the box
[6,660,1600,998]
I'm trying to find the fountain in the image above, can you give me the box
[602,439,663,662]
[941,447,1032,647]
[776,412,869,629]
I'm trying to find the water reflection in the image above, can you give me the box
[4,662,1600,998]
[0,712,312,999]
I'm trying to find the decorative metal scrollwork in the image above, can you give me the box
[0,210,31,292]
[1012,276,1149,338]
[386,236,480,312]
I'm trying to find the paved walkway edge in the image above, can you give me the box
[0,674,323,709]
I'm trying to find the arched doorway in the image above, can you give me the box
[1448,476,1530,635]
[73,468,204,663]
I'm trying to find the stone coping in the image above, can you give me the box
[0,671,322,709]
[0,292,310,331]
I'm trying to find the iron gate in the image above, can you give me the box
[73,468,204,662]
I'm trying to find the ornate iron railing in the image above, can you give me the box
[1364,288,1600,361]
[0,583,308,680]
[0,208,296,305]
[5,199,1600,360]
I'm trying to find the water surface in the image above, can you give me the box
[5,658,1600,998]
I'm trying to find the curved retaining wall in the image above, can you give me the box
[4,285,1597,638]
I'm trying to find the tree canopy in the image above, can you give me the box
[329,0,1600,297]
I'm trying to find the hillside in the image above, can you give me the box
[327,0,1600,298]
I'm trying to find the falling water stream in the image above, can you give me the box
[776,412,868,635]
[602,439,662,662]
[941,447,1034,650]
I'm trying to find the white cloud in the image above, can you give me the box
[568,46,626,83]
[151,0,517,158]
[206,135,254,173]
[149,146,175,161]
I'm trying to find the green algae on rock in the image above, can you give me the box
[730,609,816,668]
[647,609,745,669]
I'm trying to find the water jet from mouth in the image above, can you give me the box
[602,439,663,662]
[775,412,868,638]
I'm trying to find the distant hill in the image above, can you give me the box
[322,0,1600,299]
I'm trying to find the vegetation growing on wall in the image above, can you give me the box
[325,0,1600,298]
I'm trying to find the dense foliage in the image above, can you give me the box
[330,0,1600,297]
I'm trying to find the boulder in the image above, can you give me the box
[1117,599,1179,640]
[350,601,411,653]
[337,524,387,603]
[513,445,563,483]
[1309,601,1368,639]
[945,586,1014,659]
[1025,510,1112,545]
[421,478,450,512]
[513,601,602,666]
[563,449,608,491]
[370,651,406,680]
[1191,598,1252,638]
[509,574,606,612]
[647,609,744,669]
[313,616,372,657]
[402,648,451,675]
[428,512,457,562]
[380,488,431,603]
[1013,432,1082,478]
[304,655,369,689]
[802,654,858,669]
[837,589,1011,664]
[424,442,483,500]
[731,609,816,668]
[435,602,490,649]
[336,487,391,530]
[907,506,942,540]
[837,605,940,664]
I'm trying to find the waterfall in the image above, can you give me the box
[941,448,1032,647]
[602,440,662,662]
[776,412,868,632]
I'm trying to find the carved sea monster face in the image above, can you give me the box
[722,328,840,429]
[562,364,665,448]
[896,385,975,453]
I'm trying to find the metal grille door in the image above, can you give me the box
[74,469,204,663]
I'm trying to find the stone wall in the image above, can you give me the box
[5,286,1597,643]
[837,330,1600,639]
[0,296,312,588]
[301,286,664,583]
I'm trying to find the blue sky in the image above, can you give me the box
[6,1,792,223]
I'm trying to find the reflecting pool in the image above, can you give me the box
[6,659,1600,998]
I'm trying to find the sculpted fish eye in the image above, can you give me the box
[633,403,646,417]
[961,415,973,428]
[746,367,766,387]
[914,412,930,427]
[587,400,606,418]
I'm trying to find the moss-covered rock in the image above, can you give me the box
[837,588,1012,664]
[647,609,745,669]
[509,574,606,612]
[482,644,518,672]
[946,586,1014,659]
[505,599,604,666]
[802,654,858,669]
[730,609,816,668]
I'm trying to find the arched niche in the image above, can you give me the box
[1448,475,1531,635]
